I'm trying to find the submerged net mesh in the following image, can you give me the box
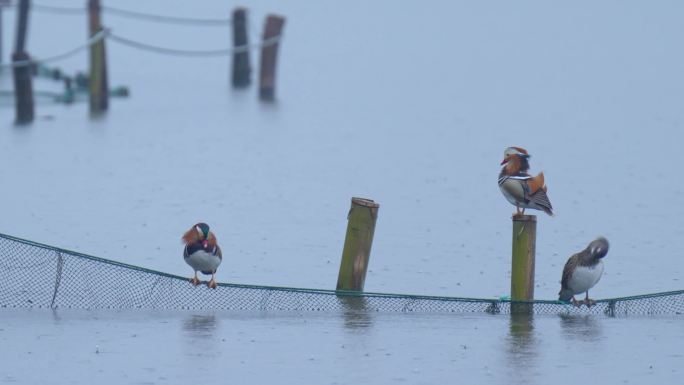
[0,233,682,316]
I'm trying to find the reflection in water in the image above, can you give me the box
[181,314,220,369]
[51,309,62,324]
[182,314,219,338]
[559,314,603,342]
[337,296,373,332]
[505,312,538,385]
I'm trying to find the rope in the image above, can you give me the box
[0,90,72,99]
[4,3,270,63]
[108,32,281,57]
[28,2,231,25]
[0,29,108,69]
[103,5,231,26]
[31,3,84,15]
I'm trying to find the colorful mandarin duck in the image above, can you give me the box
[498,147,553,216]
[182,223,222,289]
[559,237,609,307]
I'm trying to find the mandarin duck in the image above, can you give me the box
[498,146,553,216]
[182,223,222,289]
[559,237,609,307]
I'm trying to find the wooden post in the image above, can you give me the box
[258,14,285,101]
[12,0,33,124]
[0,0,14,71]
[336,198,379,291]
[510,214,536,313]
[88,0,108,114]
[231,7,250,88]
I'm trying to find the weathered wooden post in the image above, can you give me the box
[258,14,285,101]
[231,7,250,88]
[510,214,536,313]
[12,0,33,124]
[336,198,379,291]
[88,0,108,114]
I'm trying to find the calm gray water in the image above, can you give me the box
[1,0,683,383]
[1,309,682,385]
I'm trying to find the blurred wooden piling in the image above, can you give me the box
[511,214,536,313]
[258,14,285,101]
[0,0,8,71]
[336,198,380,291]
[12,0,33,124]
[88,0,108,114]
[231,7,250,88]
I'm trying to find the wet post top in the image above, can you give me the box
[511,214,536,311]
[336,198,380,291]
